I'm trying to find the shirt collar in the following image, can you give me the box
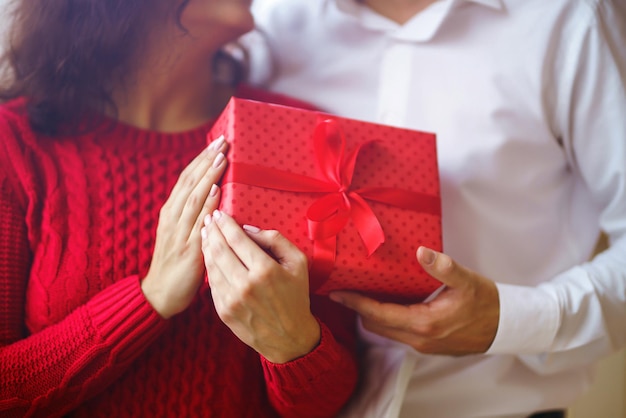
[333,0,504,41]
[334,0,504,10]
[467,0,503,10]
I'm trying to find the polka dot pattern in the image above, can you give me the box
[209,98,442,304]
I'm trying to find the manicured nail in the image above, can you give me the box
[201,226,208,240]
[243,224,261,234]
[209,184,218,197]
[419,247,436,266]
[208,135,225,151]
[213,152,225,168]
[212,209,222,220]
[204,214,212,226]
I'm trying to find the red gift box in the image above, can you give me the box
[209,98,442,304]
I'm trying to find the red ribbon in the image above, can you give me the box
[222,118,440,290]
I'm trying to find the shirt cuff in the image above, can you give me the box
[487,283,561,354]
[86,275,169,363]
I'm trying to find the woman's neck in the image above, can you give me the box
[112,32,235,133]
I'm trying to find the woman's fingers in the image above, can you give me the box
[200,213,319,363]
[207,211,271,270]
[178,151,226,230]
[202,211,250,287]
[167,136,220,200]
[166,135,227,220]
[139,137,228,320]
[203,211,309,282]
[242,225,309,276]
[189,184,221,251]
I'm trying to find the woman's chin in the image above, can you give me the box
[183,7,255,39]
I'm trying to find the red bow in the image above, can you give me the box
[222,118,440,289]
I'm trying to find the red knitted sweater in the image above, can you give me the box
[0,89,358,417]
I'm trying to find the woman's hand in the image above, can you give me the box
[330,247,500,356]
[202,211,321,364]
[141,136,227,319]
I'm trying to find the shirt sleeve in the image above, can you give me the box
[487,2,626,371]
[260,296,359,418]
[0,123,168,417]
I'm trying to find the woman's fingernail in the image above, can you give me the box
[204,214,212,226]
[212,209,222,220]
[208,135,225,151]
[201,226,208,240]
[419,247,436,266]
[213,152,225,168]
[209,184,218,197]
[243,224,261,234]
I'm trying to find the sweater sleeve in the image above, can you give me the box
[0,121,168,417]
[260,295,359,418]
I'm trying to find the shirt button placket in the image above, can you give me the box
[377,37,413,128]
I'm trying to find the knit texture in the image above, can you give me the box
[0,90,357,418]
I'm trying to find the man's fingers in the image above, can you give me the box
[359,317,420,344]
[417,246,472,289]
[329,291,413,329]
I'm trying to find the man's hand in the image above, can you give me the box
[329,246,500,356]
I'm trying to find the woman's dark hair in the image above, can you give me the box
[0,0,193,135]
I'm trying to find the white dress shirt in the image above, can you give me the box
[249,0,626,416]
